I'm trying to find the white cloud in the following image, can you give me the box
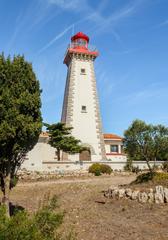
[47,0,83,11]
[37,0,147,54]
[37,25,73,54]
[158,20,168,27]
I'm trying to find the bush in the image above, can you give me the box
[162,161,168,172]
[89,163,112,176]
[124,158,133,172]
[0,195,75,240]
[100,164,112,174]
[131,166,140,174]
[132,172,168,184]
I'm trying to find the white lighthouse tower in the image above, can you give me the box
[61,32,106,161]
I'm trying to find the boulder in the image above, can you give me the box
[155,185,164,196]
[163,188,168,203]
[154,186,164,204]
[118,189,125,198]
[154,193,164,204]
[148,192,154,203]
[131,190,139,200]
[138,192,148,203]
[112,188,119,199]
[125,188,132,198]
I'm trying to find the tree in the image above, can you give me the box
[124,120,168,172]
[45,122,84,161]
[0,54,42,215]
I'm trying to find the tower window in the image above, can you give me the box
[80,68,86,74]
[81,105,87,112]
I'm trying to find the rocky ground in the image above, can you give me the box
[3,174,168,240]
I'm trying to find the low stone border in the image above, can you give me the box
[104,185,168,204]
[17,170,134,181]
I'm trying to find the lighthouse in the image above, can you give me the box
[61,32,106,161]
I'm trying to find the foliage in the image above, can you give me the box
[45,123,84,161]
[89,163,101,176]
[0,195,75,240]
[88,163,112,176]
[132,172,168,184]
[0,54,42,212]
[124,119,168,172]
[99,164,113,174]
[124,159,140,174]
[124,158,133,172]
[131,166,140,174]
[162,161,168,172]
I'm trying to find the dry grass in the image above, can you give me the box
[1,175,168,240]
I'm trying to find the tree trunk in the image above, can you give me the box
[146,159,153,173]
[57,149,60,161]
[1,175,11,217]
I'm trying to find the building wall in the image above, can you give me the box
[21,137,125,171]
[105,140,123,154]
[21,134,163,172]
[22,141,56,171]
[61,56,105,161]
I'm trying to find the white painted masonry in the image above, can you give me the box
[61,32,106,161]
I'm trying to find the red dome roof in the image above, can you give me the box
[71,32,89,42]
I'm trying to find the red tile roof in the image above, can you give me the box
[103,133,123,140]
[39,132,123,140]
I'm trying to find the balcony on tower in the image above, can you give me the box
[64,32,99,66]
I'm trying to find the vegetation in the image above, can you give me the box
[124,119,168,172]
[0,54,42,215]
[132,172,168,185]
[45,123,84,161]
[124,160,141,174]
[0,195,75,240]
[88,163,112,176]
[162,161,168,172]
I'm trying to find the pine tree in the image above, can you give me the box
[45,122,84,161]
[0,54,42,215]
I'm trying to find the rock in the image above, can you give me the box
[149,188,153,193]
[104,191,109,198]
[125,188,132,198]
[163,188,168,203]
[118,189,125,198]
[148,192,154,203]
[155,186,164,204]
[138,192,148,203]
[112,188,119,199]
[155,185,164,195]
[154,193,164,204]
[131,190,139,200]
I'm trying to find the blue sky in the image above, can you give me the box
[0,0,168,136]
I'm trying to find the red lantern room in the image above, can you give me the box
[71,32,89,49]
[64,32,98,66]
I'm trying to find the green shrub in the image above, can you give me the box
[162,161,168,172]
[100,164,112,174]
[89,163,112,176]
[10,176,19,189]
[132,172,168,184]
[124,159,133,172]
[0,195,74,240]
[89,163,101,176]
[131,166,140,174]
